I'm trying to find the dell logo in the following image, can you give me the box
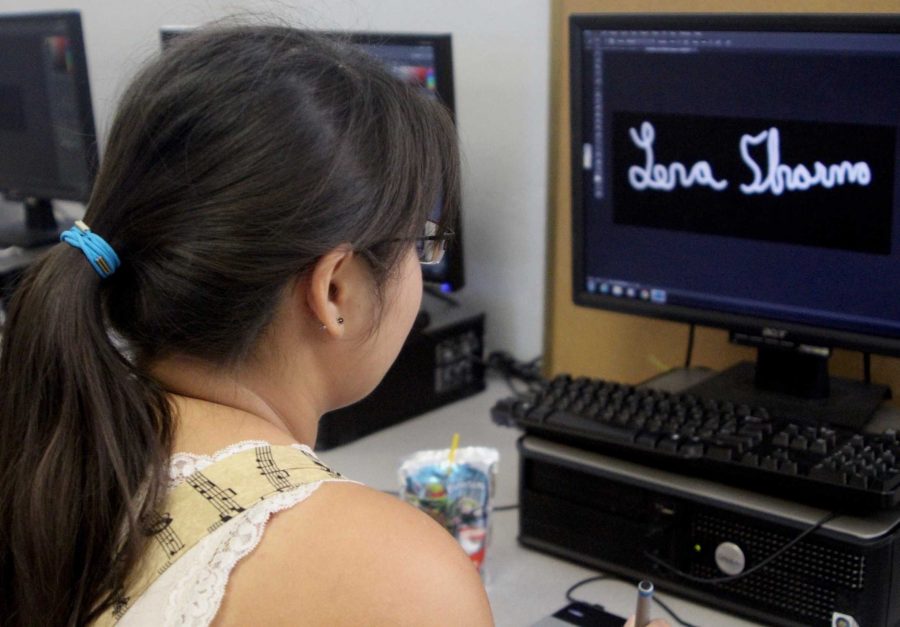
[714,542,746,575]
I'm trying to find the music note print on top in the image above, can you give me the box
[255,445,294,492]
[144,510,185,557]
[186,472,246,523]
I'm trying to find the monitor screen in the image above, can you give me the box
[0,11,96,204]
[160,28,464,292]
[571,14,900,357]
[0,11,97,248]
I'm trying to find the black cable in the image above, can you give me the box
[464,353,526,396]
[564,574,607,606]
[502,371,530,397]
[485,351,545,397]
[645,510,838,585]
[684,324,696,368]
[651,595,700,627]
[864,352,872,385]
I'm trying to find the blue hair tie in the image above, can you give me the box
[60,220,121,279]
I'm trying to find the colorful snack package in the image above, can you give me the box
[398,446,499,572]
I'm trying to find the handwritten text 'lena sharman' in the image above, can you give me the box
[627,121,872,196]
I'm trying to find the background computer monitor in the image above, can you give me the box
[160,27,465,293]
[570,14,900,426]
[342,32,463,293]
[159,25,193,48]
[0,11,97,248]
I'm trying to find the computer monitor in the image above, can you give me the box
[160,27,465,292]
[159,25,193,48]
[0,11,98,248]
[342,32,463,293]
[570,14,900,427]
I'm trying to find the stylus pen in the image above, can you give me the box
[635,579,654,627]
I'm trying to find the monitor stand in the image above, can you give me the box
[684,346,890,431]
[0,198,68,248]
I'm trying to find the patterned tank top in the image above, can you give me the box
[93,441,350,626]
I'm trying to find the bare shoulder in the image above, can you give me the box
[213,481,495,626]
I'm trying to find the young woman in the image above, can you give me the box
[0,25,493,626]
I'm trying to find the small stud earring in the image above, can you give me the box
[337,317,344,325]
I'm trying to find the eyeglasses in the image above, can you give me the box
[415,220,453,266]
[361,220,453,267]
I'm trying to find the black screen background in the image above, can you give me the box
[0,35,59,189]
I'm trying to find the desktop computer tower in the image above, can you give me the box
[315,299,485,450]
[518,436,900,627]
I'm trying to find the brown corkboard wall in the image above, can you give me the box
[543,0,900,400]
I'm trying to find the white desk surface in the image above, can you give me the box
[319,377,762,627]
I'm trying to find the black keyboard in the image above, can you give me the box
[491,374,900,510]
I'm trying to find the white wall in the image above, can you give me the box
[0,0,551,360]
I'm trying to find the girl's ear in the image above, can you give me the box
[305,245,354,337]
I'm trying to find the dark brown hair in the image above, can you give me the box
[0,25,458,626]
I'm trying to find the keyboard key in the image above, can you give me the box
[809,464,848,485]
[657,435,680,453]
[526,406,553,423]
[790,436,809,451]
[546,411,638,443]
[707,446,733,462]
[681,440,705,459]
[772,432,790,447]
[715,434,754,454]
[761,456,779,471]
[737,425,765,444]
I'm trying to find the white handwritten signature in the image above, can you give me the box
[627,121,872,196]
[628,122,728,191]
[739,127,872,195]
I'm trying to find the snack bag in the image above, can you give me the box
[398,446,499,572]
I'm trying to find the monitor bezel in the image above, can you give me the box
[0,10,98,203]
[569,13,900,357]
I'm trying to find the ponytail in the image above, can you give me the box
[0,245,173,626]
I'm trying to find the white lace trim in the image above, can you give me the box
[167,439,319,488]
[161,479,338,626]
[121,441,348,626]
